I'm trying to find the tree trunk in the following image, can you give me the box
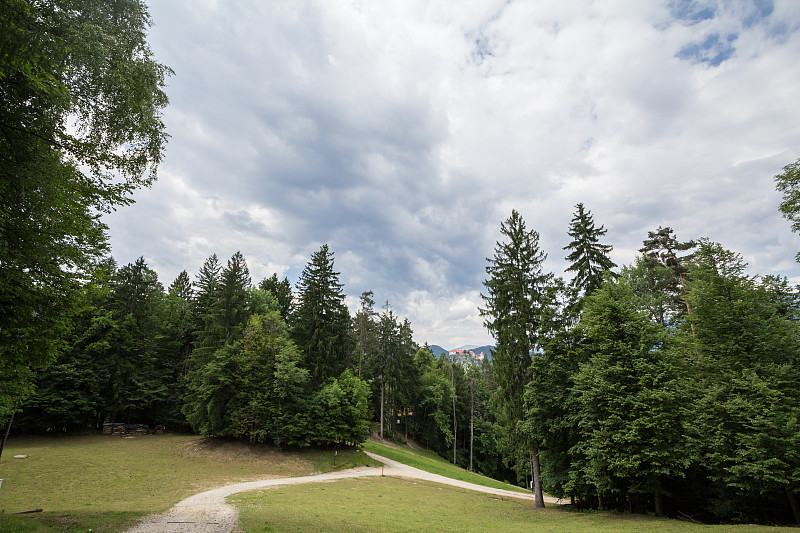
[654,475,664,516]
[404,407,408,444]
[0,402,18,462]
[380,380,384,440]
[469,382,474,472]
[451,365,456,465]
[531,447,545,508]
[787,486,800,525]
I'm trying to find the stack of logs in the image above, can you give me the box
[102,423,151,436]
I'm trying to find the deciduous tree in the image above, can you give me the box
[0,0,170,417]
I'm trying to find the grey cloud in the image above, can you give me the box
[102,0,800,348]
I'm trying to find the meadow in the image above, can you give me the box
[0,434,373,532]
[0,434,794,533]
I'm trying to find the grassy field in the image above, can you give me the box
[0,433,374,532]
[362,439,528,493]
[0,434,795,533]
[232,476,788,533]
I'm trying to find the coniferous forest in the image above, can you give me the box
[2,0,800,527]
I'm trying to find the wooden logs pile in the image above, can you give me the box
[102,423,150,436]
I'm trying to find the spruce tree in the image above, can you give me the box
[354,291,378,378]
[480,209,552,508]
[105,257,168,422]
[291,245,354,387]
[259,273,293,322]
[169,270,194,301]
[563,203,616,296]
[192,254,222,364]
[210,251,252,345]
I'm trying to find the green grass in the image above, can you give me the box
[232,476,789,533]
[362,439,528,493]
[0,434,373,532]
[1,434,794,533]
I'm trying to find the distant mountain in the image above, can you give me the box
[453,344,481,351]
[427,345,448,357]
[471,345,495,360]
[425,344,495,360]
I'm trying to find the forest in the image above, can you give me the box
[2,0,800,527]
[6,204,800,525]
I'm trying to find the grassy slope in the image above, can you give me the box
[362,439,528,493]
[0,434,374,532]
[0,434,794,533]
[232,477,787,533]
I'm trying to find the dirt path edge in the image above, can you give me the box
[124,452,560,533]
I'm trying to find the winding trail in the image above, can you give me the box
[124,452,560,533]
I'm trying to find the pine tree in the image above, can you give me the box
[563,203,616,296]
[353,291,378,378]
[637,227,696,325]
[480,209,552,508]
[291,245,354,387]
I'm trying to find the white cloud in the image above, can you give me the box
[105,0,800,347]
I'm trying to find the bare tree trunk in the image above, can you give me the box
[0,402,18,462]
[654,475,664,516]
[531,447,545,508]
[787,486,800,525]
[404,407,408,444]
[451,365,457,465]
[380,380,384,440]
[469,381,474,472]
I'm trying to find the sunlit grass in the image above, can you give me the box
[233,476,788,533]
[362,439,528,493]
[0,434,373,532]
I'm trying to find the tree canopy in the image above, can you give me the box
[775,158,800,261]
[0,0,171,417]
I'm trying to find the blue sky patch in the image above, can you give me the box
[742,0,774,28]
[676,32,738,66]
[669,0,716,25]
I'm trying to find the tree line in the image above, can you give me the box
[481,198,800,525]
[12,242,516,482]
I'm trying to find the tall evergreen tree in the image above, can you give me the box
[211,251,252,345]
[104,257,168,422]
[563,203,616,296]
[169,270,194,301]
[259,273,293,322]
[480,209,552,508]
[354,291,378,378]
[291,245,354,387]
[191,254,222,365]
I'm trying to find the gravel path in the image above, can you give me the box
[124,452,560,533]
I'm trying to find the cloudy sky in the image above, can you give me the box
[105,0,800,349]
